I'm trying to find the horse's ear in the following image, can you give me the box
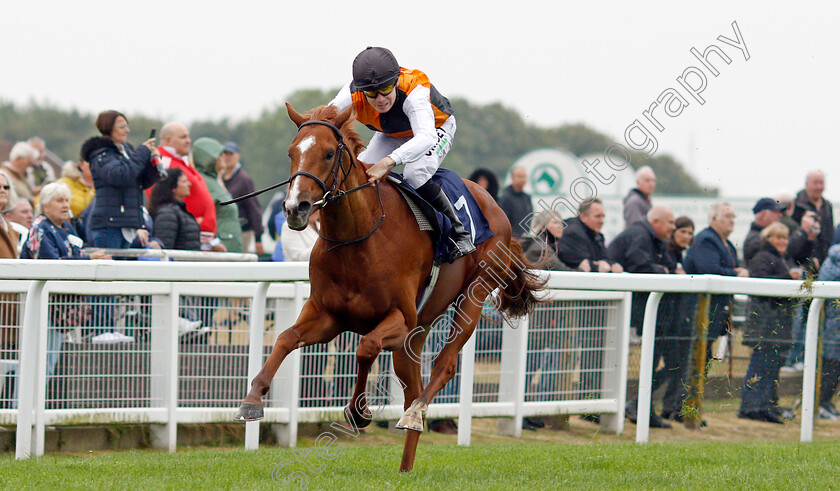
[286,103,306,128]
[334,106,353,129]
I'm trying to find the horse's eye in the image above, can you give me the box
[326,150,335,160]
[287,152,291,158]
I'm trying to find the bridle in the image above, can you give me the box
[220,119,386,252]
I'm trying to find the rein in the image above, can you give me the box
[220,119,386,252]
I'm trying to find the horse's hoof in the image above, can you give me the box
[394,421,424,432]
[235,402,264,421]
[395,400,428,432]
[344,406,373,429]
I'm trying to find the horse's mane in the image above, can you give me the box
[307,105,367,158]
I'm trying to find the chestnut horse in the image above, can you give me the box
[236,103,543,472]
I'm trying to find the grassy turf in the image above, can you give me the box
[1,441,838,490]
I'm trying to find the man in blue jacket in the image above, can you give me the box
[684,202,749,371]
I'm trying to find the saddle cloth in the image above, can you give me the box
[387,168,494,263]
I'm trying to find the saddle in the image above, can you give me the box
[387,168,494,264]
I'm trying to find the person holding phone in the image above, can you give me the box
[82,110,160,250]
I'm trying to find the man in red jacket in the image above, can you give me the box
[154,122,222,250]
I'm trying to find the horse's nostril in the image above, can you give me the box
[297,200,312,216]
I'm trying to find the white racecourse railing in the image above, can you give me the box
[0,259,836,459]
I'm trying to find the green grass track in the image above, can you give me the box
[2,441,838,489]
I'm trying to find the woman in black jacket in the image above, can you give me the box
[83,110,160,249]
[524,211,591,272]
[738,222,802,424]
[149,169,201,251]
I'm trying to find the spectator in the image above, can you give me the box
[743,197,785,263]
[738,223,800,424]
[2,142,38,200]
[556,198,623,273]
[220,141,264,255]
[54,154,95,245]
[609,205,674,327]
[683,202,749,368]
[655,217,700,424]
[787,211,819,269]
[21,183,108,260]
[25,136,56,196]
[783,209,823,372]
[521,209,588,430]
[55,160,96,217]
[156,122,218,249]
[609,206,674,274]
[467,167,500,202]
[816,244,840,420]
[266,191,287,261]
[791,170,833,266]
[84,110,159,251]
[524,210,590,271]
[773,189,799,235]
[271,209,287,262]
[609,206,676,429]
[192,137,243,253]
[554,198,620,425]
[149,168,201,251]
[498,166,532,239]
[19,182,109,397]
[266,191,286,242]
[623,165,656,229]
[0,171,19,357]
[57,141,98,219]
[4,195,33,251]
[281,209,319,261]
[0,172,19,258]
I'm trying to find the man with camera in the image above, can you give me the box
[783,171,833,372]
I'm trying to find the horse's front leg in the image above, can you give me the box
[392,326,428,473]
[344,309,409,429]
[236,301,339,421]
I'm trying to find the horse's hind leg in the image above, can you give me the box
[345,309,409,428]
[236,302,339,421]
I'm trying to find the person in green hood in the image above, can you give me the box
[191,137,244,253]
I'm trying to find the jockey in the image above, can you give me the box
[329,46,476,258]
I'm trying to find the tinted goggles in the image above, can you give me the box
[362,83,396,98]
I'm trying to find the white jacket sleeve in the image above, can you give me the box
[388,85,438,165]
[281,222,317,261]
[328,83,353,112]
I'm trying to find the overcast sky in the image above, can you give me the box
[4,1,837,198]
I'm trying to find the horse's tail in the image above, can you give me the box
[496,238,546,319]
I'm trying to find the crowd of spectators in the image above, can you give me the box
[0,114,274,377]
[0,111,270,262]
[480,165,840,429]
[2,115,840,432]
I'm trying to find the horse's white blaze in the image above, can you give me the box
[285,176,302,211]
[297,135,316,157]
[286,136,316,213]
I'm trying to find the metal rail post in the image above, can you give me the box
[245,282,270,450]
[636,292,663,443]
[801,297,825,442]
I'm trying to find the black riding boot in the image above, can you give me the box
[417,180,476,259]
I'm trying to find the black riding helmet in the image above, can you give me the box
[352,47,400,91]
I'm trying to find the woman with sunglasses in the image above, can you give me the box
[328,47,474,258]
